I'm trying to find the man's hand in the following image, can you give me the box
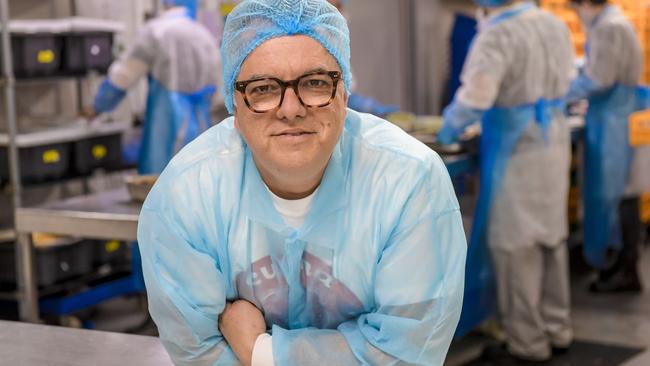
[219,300,267,366]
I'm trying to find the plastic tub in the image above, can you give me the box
[8,20,68,78]
[72,133,122,175]
[0,142,71,183]
[0,236,93,287]
[61,17,124,75]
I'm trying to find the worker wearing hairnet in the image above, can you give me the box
[439,0,574,363]
[90,0,219,174]
[137,0,467,365]
[567,0,649,293]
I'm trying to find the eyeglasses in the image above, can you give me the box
[234,71,341,113]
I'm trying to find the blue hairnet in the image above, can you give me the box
[221,0,351,113]
[473,0,511,7]
[162,0,197,19]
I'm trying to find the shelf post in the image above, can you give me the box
[0,0,39,323]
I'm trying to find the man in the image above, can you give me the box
[567,0,646,293]
[438,0,574,363]
[90,0,219,174]
[137,0,467,365]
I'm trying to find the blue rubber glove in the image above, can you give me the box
[566,74,601,104]
[438,100,485,145]
[93,78,127,113]
[348,93,399,117]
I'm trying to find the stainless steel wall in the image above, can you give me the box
[348,0,465,115]
[347,0,404,109]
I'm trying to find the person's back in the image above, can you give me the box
[90,3,220,174]
[141,9,219,93]
[443,3,576,362]
[119,6,220,173]
[569,2,646,292]
[585,5,642,89]
[457,6,575,251]
[458,8,574,108]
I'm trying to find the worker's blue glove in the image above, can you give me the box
[438,100,484,145]
[566,74,601,104]
[348,93,399,117]
[93,78,127,114]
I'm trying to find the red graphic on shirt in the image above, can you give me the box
[235,251,365,329]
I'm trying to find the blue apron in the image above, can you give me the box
[139,77,215,174]
[582,85,650,268]
[456,100,563,336]
[579,5,650,268]
[455,1,562,337]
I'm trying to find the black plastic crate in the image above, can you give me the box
[0,238,93,287]
[0,195,11,227]
[61,32,114,75]
[10,34,62,78]
[72,133,122,175]
[0,142,71,184]
[91,239,130,268]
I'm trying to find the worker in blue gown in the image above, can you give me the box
[567,0,650,294]
[89,0,219,174]
[137,0,467,365]
[439,0,575,363]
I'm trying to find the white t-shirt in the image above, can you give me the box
[268,187,317,229]
[251,186,318,366]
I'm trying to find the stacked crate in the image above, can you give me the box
[540,0,650,83]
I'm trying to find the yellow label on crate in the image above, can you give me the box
[629,109,650,147]
[37,49,55,64]
[641,194,650,224]
[42,149,60,164]
[105,240,121,253]
[92,144,107,160]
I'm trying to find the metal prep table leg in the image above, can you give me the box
[15,232,38,322]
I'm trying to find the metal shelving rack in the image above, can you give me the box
[0,0,38,322]
[0,0,130,322]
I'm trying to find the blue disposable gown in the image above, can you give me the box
[439,3,574,337]
[137,109,467,365]
[566,5,650,267]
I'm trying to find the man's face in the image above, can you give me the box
[234,36,347,177]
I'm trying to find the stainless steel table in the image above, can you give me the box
[12,188,140,321]
[16,188,140,242]
[0,320,172,366]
